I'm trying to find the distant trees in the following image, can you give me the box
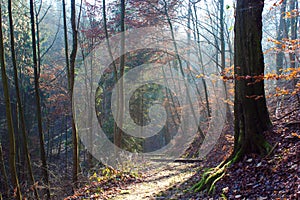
[276,0,288,74]
[288,0,298,69]
[275,0,299,73]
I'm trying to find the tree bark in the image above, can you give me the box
[233,0,272,158]
[0,4,22,199]
[62,0,71,90]
[70,0,79,186]
[8,0,39,198]
[193,0,273,194]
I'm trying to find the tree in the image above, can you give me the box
[193,0,272,193]
[0,4,22,199]
[29,0,51,198]
[219,0,233,122]
[114,0,126,150]
[276,0,287,74]
[8,0,39,198]
[289,0,298,69]
[69,0,79,185]
[233,0,272,156]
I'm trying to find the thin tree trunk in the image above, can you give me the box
[289,0,297,69]
[65,115,68,173]
[113,0,126,150]
[192,3,211,119]
[62,0,71,90]
[219,0,225,72]
[0,4,22,199]
[103,0,118,82]
[29,0,51,198]
[61,0,70,174]
[276,0,287,74]
[103,0,122,153]
[70,0,79,186]
[7,0,39,198]
[78,31,94,169]
[57,117,64,158]
[219,0,232,123]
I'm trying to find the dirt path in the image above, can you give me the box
[110,162,200,200]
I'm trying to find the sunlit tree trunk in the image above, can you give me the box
[62,0,70,90]
[0,4,22,199]
[61,2,72,172]
[114,0,126,149]
[191,2,211,120]
[7,0,39,198]
[276,0,287,74]
[29,0,51,198]
[289,0,298,69]
[219,0,233,123]
[103,0,121,152]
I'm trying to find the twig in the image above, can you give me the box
[264,142,278,159]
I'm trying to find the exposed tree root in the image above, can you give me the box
[192,139,272,194]
[191,148,244,194]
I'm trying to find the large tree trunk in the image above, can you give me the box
[193,0,273,193]
[233,0,272,158]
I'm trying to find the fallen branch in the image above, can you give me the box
[273,108,300,121]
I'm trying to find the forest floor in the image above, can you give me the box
[66,96,300,199]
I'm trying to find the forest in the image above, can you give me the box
[0,0,299,199]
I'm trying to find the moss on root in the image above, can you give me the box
[191,148,244,194]
[192,160,231,194]
[192,131,273,194]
